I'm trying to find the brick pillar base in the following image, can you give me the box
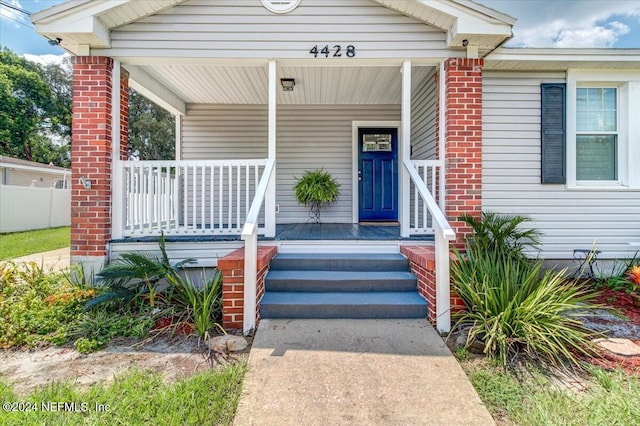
[401,245,465,325]
[218,246,277,331]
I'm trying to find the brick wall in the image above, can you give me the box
[443,58,484,248]
[401,245,465,325]
[218,246,278,330]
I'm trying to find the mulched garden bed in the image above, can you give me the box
[585,288,640,376]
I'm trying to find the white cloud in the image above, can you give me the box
[23,52,69,66]
[480,0,640,47]
[517,19,631,48]
[0,0,27,28]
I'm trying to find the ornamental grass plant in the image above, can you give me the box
[451,211,600,367]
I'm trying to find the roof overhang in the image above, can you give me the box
[485,47,640,71]
[31,0,186,55]
[32,0,514,56]
[373,0,515,50]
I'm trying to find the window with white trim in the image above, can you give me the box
[575,86,618,181]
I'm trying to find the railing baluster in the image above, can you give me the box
[183,165,188,233]
[200,164,205,233]
[236,164,241,231]
[214,165,216,233]
[245,163,250,217]
[218,166,223,231]
[139,164,145,233]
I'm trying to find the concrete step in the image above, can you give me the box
[265,270,417,292]
[260,292,428,319]
[269,252,409,272]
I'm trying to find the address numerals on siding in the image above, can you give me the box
[309,45,356,58]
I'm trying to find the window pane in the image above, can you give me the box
[576,87,617,132]
[576,135,617,180]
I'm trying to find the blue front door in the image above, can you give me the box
[358,128,398,221]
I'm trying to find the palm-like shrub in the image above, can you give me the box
[167,270,223,340]
[452,212,599,367]
[459,211,542,259]
[86,235,195,309]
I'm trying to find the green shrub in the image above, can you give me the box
[0,262,95,348]
[87,234,195,309]
[451,212,600,367]
[168,270,223,340]
[459,211,542,260]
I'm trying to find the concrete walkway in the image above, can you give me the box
[8,247,70,272]
[234,319,495,426]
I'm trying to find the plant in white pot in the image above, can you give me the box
[294,169,340,223]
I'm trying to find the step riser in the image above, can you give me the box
[265,278,417,293]
[269,258,409,272]
[261,304,427,319]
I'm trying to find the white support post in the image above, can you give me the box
[400,59,412,238]
[265,59,277,237]
[175,114,182,161]
[435,227,451,333]
[438,60,447,210]
[111,60,124,240]
[243,230,258,334]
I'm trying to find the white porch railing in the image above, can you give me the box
[121,159,267,237]
[241,158,275,334]
[404,159,455,333]
[409,160,442,235]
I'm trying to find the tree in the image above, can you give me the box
[0,48,71,167]
[128,89,175,160]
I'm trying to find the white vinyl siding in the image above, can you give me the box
[100,0,454,59]
[411,68,437,160]
[483,71,640,259]
[182,104,400,224]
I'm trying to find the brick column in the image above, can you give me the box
[218,246,278,331]
[443,58,484,247]
[70,57,128,273]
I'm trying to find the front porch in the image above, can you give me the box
[33,0,509,335]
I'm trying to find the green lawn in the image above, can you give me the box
[0,227,70,260]
[462,359,640,425]
[0,364,246,426]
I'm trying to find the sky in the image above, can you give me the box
[0,0,639,63]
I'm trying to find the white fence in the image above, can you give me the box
[121,159,268,237]
[0,185,71,233]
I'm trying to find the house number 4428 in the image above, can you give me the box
[309,45,356,58]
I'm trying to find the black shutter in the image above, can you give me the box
[541,83,566,184]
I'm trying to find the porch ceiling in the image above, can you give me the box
[134,64,432,105]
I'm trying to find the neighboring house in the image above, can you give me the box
[0,155,70,188]
[0,156,71,233]
[32,0,640,334]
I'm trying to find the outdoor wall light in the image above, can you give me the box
[79,176,92,190]
[280,78,295,91]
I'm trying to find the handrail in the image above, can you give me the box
[404,158,455,334]
[403,159,455,241]
[240,157,275,334]
[241,158,275,240]
[123,159,268,168]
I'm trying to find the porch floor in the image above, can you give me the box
[112,224,433,243]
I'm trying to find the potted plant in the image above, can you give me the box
[294,169,340,223]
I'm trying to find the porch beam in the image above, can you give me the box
[400,59,411,238]
[125,65,186,116]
